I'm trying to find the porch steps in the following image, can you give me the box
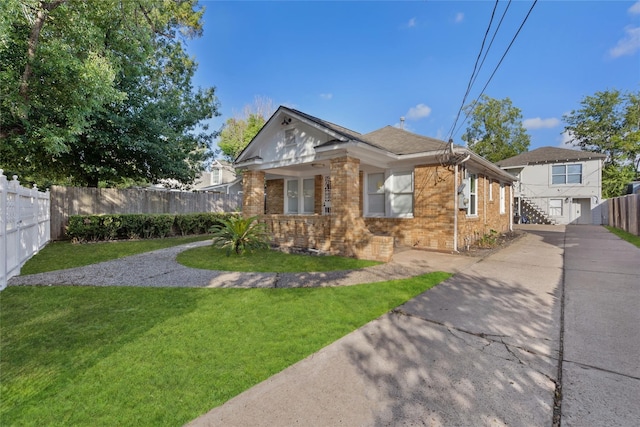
[519,198,555,225]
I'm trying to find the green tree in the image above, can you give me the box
[210,215,270,256]
[563,89,640,197]
[0,0,219,187]
[461,95,531,163]
[218,97,273,161]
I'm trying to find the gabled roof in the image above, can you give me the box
[285,107,363,142]
[496,146,606,168]
[361,126,458,155]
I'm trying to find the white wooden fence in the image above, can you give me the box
[0,170,50,290]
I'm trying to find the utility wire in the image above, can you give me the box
[449,0,539,141]
[469,1,512,93]
[447,0,499,142]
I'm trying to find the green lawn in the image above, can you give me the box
[605,226,640,248]
[0,273,450,426]
[177,246,380,272]
[20,235,213,274]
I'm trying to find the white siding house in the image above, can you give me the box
[497,147,606,225]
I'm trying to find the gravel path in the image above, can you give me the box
[8,241,477,289]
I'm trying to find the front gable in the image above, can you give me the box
[235,107,355,171]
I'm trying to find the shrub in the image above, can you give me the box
[65,213,236,243]
[210,215,270,255]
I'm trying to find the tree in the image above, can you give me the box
[563,89,640,197]
[0,0,219,187]
[461,95,531,163]
[218,96,274,161]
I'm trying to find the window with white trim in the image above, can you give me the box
[489,179,493,201]
[366,172,386,216]
[390,171,414,217]
[552,164,582,185]
[365,171,414,217]
[499,183,505,214]
[549,199,563,216]
[286,178,314,214]
[284,128,296,146]
[211,168,221,185]
[467,174,477,216]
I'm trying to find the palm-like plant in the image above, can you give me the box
[210,215,270,255]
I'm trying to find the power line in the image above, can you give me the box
[447,0,500,142]
[448,0,539,142]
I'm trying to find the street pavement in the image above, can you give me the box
[187,225,639,427]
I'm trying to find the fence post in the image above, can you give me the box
[0,170,7,290]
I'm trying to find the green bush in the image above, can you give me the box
[66,213,235,243]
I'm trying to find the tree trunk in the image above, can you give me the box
[19,0,67,102]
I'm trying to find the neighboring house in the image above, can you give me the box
[193,160,239,193]
[496,147,606,225]
[234,106,515,262]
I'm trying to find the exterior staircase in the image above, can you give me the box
[517,197,555,225]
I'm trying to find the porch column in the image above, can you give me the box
[330,156,362,257]
[242,170,265,217]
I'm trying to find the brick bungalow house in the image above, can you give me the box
[235,106,515,262]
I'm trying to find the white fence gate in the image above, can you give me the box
[0,170,50,290]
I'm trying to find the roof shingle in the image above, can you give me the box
[496,146,606,167]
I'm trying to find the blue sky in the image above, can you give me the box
[187,0,640,152]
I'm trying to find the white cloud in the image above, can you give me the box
[406,103,432,120]
[610,26,640,58]
[455,12,464,23]
[319,93,333,100]
[629,1,640,15]
[558,130,575,148]
[407,17,417,28]
[523,117,560,130]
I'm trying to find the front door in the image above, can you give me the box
[571,198,591,224]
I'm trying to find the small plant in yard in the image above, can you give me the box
[210,215,269,255]
[477,229,499,248]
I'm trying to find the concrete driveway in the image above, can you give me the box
[187,224,639,427]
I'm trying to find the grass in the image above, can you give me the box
[605,226,640,248]
[177,246,380,272]
[1,272,451,426]
[20,235,213,275]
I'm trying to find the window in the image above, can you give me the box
[211,169,221,185]
[284,129,296,146]
[552,164,582,185]
[365,171,414,217]
[286,178,314,214]
[499,183,505,214]
[489,179,493,201]
[367,173,386,215]
[391,171,413,217]
[549,199,563,216]
[467,174,477,216]
[286,180,299,214]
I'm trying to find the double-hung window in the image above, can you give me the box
[366,173,386,216]
[365,171,414,217]
[467,174,478,216]
[499,183,505,214]
[390,171,413,217]
[286,178,314,214]
[552,164,582,185]
[549,199,563,216]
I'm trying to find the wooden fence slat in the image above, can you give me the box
[49,186,242,240]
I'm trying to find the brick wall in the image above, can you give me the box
[242,170,265,217]
[457,173,511,250]
[266,179,284,214]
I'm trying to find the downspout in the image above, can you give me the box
[452,154,471,252]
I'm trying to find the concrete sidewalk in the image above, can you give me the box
[188,226,566,426]
[561,225,640,426]
[187,225,640,426]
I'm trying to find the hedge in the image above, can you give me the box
[66,213,237,242]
